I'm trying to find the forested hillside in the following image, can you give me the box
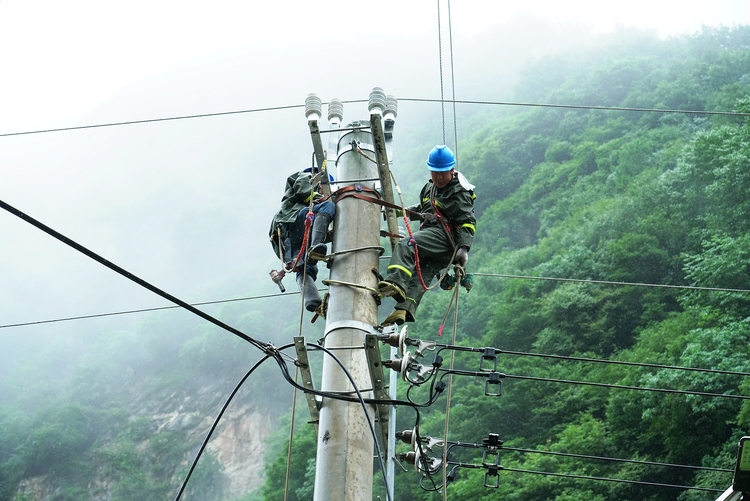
[3,25,750,501]
[264,26,750,501]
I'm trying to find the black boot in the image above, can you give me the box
[297,274,322,312]
[309,212,332,259]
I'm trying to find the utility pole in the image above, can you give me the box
[305,89,398,501]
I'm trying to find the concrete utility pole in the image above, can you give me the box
[309,89,397,501]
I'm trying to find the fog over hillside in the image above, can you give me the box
[0,11,602,381]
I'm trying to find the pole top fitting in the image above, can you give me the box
[368,87,387,115]
[328,98,344,123]
[305,93,322,121]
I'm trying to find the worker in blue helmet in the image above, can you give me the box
[269,165,335,313]
[378,145,476,325]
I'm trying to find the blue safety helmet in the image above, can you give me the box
[426,145,456,172]
[304,166,335,183]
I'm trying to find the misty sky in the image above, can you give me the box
[0,0,748,342]
[1,0,748,130]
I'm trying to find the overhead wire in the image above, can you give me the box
[502,446,733,473]
[2,98,748,140]
[0,291,293,329]
[3,270,747,331]
[0,197,274,354]
[436,0,446,144]
[473,272,750,294]
[501,466,725,493]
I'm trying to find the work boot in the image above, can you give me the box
[378,280,406,303]
[382,309,407,326]
[309,212,332,260]
[297,274,322,312]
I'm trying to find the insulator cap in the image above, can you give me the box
[368,87,386,114]
[327,98,343,123]
[305,93,322,120]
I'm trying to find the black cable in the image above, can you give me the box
[398,97,750,117]
[503,446,733,473]
[271,342,394,501]
[433,343,750,378]
[4,266,747,331]
[0,100,367,138]
[500,466,725,493]
[0,198,273,354]
[494,347,750,378]
[2,97,747,140]
[0,104,302,137]
[173,352,272,501]
[438,365,749,400]
[473,272,750,294]
[500,372,750,400]
[0,291,295,329]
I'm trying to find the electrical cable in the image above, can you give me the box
[173,352,273,501]
[1,97,747,140]
[433,342,750,377]
[432,346,750,399]
[497,372,750,400]
[447,0,459,162]
[0,197,274,354]
[273,341,394,501]
[437,363,749,400]
[499,466,725,493]
[0,100,366,138]
[398,97,750,117]
[446,440,732,473]
[0,291,293,329]
[490,347,750,378]
[436,0,446,145]
[472,272,750,294]
[4,268,747,331]
[441,270,462,501]
[502,446,733,473]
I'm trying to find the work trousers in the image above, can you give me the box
[385,225,453,319]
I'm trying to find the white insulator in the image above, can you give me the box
[328,98,343,123]
[385,95,398,119]
[305,93,322,121]
[368,87,386,115]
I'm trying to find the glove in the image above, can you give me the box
[453,246,469,268]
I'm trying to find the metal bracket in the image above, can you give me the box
[308,119,331,196]
[370,113,400,251]
[294,336,320,436]
[365,333,391,461]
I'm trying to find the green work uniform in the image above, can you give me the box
[385,172,476,320]
[269,171,317,261]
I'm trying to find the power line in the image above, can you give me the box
[2,97,747,139]
[503,446,733,473]
[473,272,750,294]
[399,97,750,117]
[494,347,750,378]
[5,268,746,331]
[501,466,725,493]
[0,197,273,354]
[0,291,294,329]
[499,372,750,400]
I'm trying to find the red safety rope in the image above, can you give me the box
[290,210,314,270]
[402,216,429,290]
